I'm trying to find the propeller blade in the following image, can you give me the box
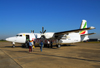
[42,27,44,33]
[40,27,46,34]
[43,30,46,33]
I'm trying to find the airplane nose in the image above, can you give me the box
[5,37,16,42]
[6,38,9,41]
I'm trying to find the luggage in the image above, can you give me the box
[33,45,35,48]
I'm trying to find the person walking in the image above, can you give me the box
[29,40,33,52]
[40,41,43,52]
[31,40,34,52]
[50,41,53,48]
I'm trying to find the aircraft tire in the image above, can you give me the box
[57,45,61,48]
[12,45,15,48]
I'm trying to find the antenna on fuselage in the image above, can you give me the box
[31,30,34,33]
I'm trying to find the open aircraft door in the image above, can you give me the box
[26,35,30,41]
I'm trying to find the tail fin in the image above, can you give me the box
[80,20,89,41]
[79,20,88,35]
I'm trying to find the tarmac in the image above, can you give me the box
[0,42,100,68]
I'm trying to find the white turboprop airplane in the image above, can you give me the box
[6,20,95,48]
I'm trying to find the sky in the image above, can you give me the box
[0,0,100,40]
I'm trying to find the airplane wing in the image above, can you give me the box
[54,26,95,36]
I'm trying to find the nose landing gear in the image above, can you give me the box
[12,42,15,48]
[12,44,15,48]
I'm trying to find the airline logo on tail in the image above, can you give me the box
[80,21,87,34]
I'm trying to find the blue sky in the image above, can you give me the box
[0,0,100,39]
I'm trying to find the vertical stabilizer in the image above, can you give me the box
[80,20,89,41]
[79,20,88,34]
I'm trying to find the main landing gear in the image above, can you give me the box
[56,44,61,48]
[56,39,61,48]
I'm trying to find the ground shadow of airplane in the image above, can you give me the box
[5,44,76,49]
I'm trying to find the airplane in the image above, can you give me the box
[6,20,95,48]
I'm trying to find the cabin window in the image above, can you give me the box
[16,35,22,37]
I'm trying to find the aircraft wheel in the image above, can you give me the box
[57,45,61,48]
[12,45,15,48]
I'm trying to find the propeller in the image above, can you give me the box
[40,27,46,34]
[40,27,46,39]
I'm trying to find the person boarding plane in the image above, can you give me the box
[6,20,95,48]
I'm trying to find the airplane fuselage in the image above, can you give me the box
[6,32,82,44]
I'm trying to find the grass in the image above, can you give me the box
[0,40,7,42]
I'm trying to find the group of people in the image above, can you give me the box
[28,40,44,52]
[26,40,53,52]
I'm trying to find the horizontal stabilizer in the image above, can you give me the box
[81,33,96,36]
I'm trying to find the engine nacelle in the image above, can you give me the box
[41,32,54,39]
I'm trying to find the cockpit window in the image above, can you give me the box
[19,35,22,37]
